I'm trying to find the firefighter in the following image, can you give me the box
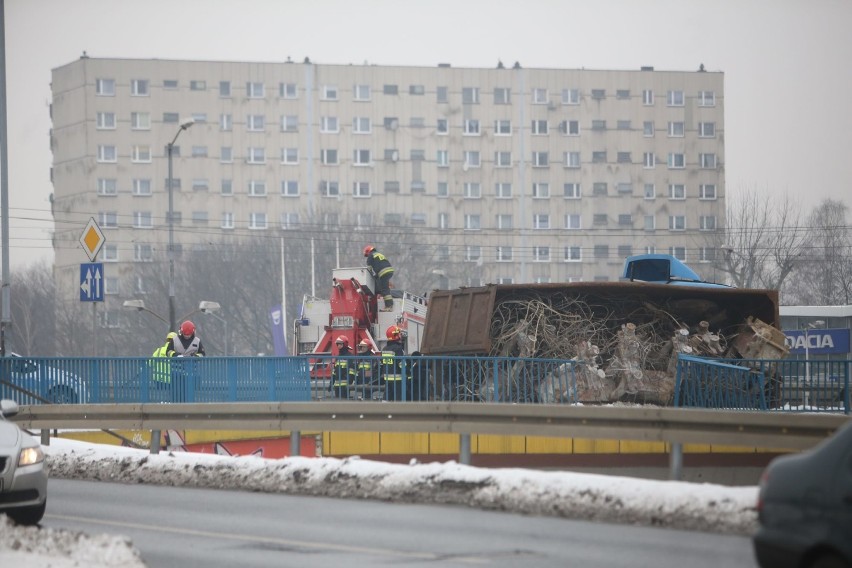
[381,325,406,401]
[364,245,395,311]
[151,331,177,400]
[331,336,356,399]
[167,320,205,402]
[354,339,378,399]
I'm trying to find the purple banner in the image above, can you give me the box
[269,305,288,356]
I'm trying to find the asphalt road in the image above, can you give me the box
[44,479,758,568]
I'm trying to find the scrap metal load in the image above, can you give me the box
[421,255,787,405]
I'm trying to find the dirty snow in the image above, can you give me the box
[1,436,760,567]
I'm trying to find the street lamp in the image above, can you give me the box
[803,319,826,386]
[167,118,195,331]
[122,299,169,326]
[123,299,217,331]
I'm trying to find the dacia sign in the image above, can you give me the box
[783,328,851,355]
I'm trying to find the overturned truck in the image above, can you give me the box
[421,255,788,405]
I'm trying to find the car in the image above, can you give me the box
[753,421,852,568]
[0,353,87,404]
[0,398,48,525]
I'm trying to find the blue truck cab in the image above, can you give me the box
[621,254,732,288]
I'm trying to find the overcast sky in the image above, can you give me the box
[3,0,851,268]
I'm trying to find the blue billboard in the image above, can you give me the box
[783,328,851,355]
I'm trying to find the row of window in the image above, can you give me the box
[98,176,719,201]
[97,111,717,139]
[95,78,717,108]
[95,144,719,170]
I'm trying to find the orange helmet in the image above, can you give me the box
[358,339,370,350]
[180,321,195,337]
[386,325,402,341]
[335,335,349,348]
[363,245,376,257]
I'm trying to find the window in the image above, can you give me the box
[698,90,715,106]
[618,214,633,226]
[699,122,716,137]
[670,246,686,261]
[130,79,150,97]
[560,120,580,135]
[320,116,339,133]
[644,184,656,199]
[355,213,371,229]
[96,112,116,129]
[643,152,656,168]
[281,148,299,164]
[592,151,607,164]
[219,81,231,97]
[593,214,608,226]
[220,114,232,131]
[321,149,338,165]
[700,215,717,231]
[667,90,685,106]
[643,121,655,137]
[496,214,513,230]
[464,151,481,168]
[411,180,425,192]
[221,179,233,195]
[382,116,399,131]
[220,147,233,163]
[281,180,299,196]
[99,211,118,228]
[533,246,550,262]
[644,215,656,230]
[280,83,297,99]
[353,116,371,133]
[131,145,151,163]
[699,184,717,200]
[164,178,181,191]
[354,84,371,101]
[617,183,633,194]
[436,86,448,103]
[668,153,685,169]
[563,183,580,199]
[409,84,425,96]
[463,119,480,135]
[134,243,153,262]
[617,152,632,164]
[221,212,234,229]
[564,152,580,168]
[532,183,550,198]
[496,246,513,262]
[668,184,686,199]
[700,153,717,168]
[616,89,630,100]
[321,85,338,100]
[247,114,265,131]
[565,214,581,229]
[97,178,117,196]
[532,151,549,167]
[189,80,206,91]
[594,245,609,259]
[644,245,657,255]
[320,180,340,196]
[531,120,548,135]
[411,213,427,225]
[132,178,151,196]
[494,87,511,104]
[564,246,581,262]
[618,245,633,258]
[353,181,371,197]
[700,247,717,262]
[96,78,115,96]
[247,82,265,98]
[102,244,118,262]
[465,246,481,262]
[191,178,209,191]
[437,118,448,134]
[384,213,401,226]
[669,215,686,231]
[103,276,119,297]
[464,214,481,230]
[462,87,479,104]
[163,112,179,123]
[247,147,266,164]
[248,180,267,196]
[191,146,208,158]
[410,117,425,129]
[592,119,607,131]
[249,212,268,229]
[494,151,511,168]
[437,150,449,167]
[353,149,371,166]
[463,182,481,199]
[495,182,512,198]
[562,88,580,104]
[494,120,512,135]
[131,112,150,130]
[617,120,631,130]
[643,90,654,105]
[591,89,606,100]
[191,112,207,123]
[532,88,548,104]
[438,212,449,228]
[593,182,607,196]
[98,145,117,163]
[437,183,449,198]
[668,121,685,137]
[383,84,398,95]
[533,214,550,229]
[192,211,209,225]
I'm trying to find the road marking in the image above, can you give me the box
[46,514,488,564]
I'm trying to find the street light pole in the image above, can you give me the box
[167,119,195,331]
[803,320,825,407]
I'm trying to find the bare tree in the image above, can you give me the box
[7,261,56,355]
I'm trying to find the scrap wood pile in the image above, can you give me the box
[485,291,787,405]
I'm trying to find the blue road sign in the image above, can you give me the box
[80,263,104,302]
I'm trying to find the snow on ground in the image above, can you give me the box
[1,436,760,567]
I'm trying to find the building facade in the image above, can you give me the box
[50,56,725,328]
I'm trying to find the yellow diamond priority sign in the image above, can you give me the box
[80,217,106,262]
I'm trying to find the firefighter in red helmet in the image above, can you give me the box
[331,335,356,399]
[380,325,407,401]
[165,320,205,403]
[363,245,395,312]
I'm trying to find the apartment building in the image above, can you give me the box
[50,56,725,325]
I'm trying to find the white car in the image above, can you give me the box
[0,399,47,525]
[1,353,87,404]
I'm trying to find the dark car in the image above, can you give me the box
[753,421,852,568]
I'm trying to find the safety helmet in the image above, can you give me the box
[180,320,195,337]
[363,245,376,257]
[335,335,349,347]
[166,331,177,340]
[386,325,402,341]
[358,339,370,350]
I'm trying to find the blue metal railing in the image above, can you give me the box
[675,355,850,414]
